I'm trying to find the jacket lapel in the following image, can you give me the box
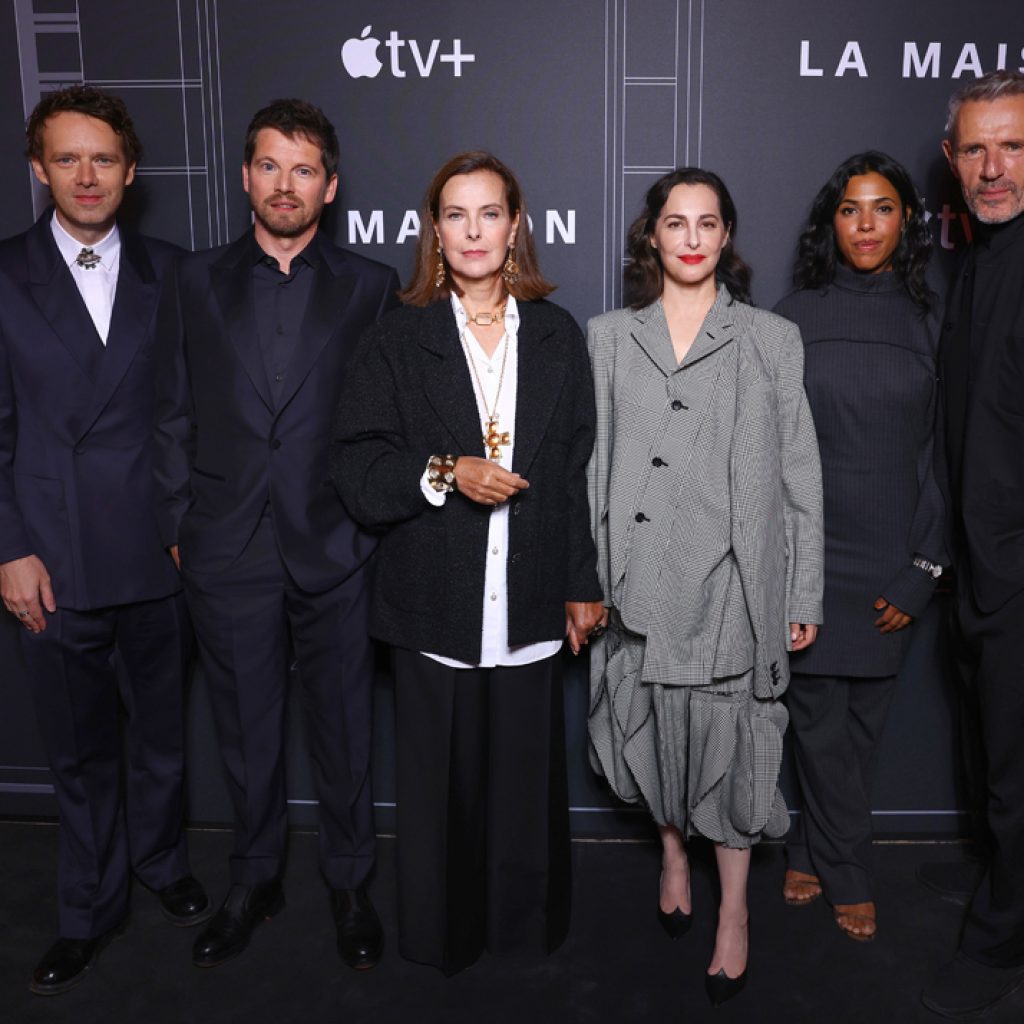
[25,216,105,380]
[683,288,741,366]
[630,289,740,376]
[275,245,355,412]
[513,305,567,475]
[630,302,678,377]
[211,236,274,412]
[418,302,488,456]
[76,230,159,438]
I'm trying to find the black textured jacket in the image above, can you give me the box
[330,298,602,663]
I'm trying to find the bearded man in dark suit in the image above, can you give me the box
[153,98,399,971]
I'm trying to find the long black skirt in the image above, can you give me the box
[391,649,571,975]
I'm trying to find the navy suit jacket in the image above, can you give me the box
[153,230,400,591]
[0,212,182,610]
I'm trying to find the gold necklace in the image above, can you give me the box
[460,326,512,461]
[463,301,507,327]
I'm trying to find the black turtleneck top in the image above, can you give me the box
[775,264,945,677]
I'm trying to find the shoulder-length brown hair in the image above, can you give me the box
[400,151,554,307]
[624,167,752,309]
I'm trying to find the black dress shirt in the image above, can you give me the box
[251,234,317,407]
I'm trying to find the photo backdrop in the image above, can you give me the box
[1,0,1012,835]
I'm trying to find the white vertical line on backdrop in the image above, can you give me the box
[175,0,197,250]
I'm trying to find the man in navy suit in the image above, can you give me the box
[153,99,399,970]
[0,86,208,996]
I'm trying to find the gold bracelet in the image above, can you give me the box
[427,454,457,493]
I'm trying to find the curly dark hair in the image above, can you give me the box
[624,167,752,309]
[793,151,933,312]
[26,85,142,165]
[400,150,554,307]
[244,98,339,179]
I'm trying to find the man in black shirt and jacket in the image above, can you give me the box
[922,70,1024,1021]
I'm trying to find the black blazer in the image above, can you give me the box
[330,299,602,663]
[940,215,1024,612]
[0,212,181,609]
[153,230,400,591]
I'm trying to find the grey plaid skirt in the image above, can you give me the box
[588,622,790,848]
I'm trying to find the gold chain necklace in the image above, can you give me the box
[463,301,507,328]
[460,326,512,461]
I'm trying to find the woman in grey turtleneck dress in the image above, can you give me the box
[773,151,946,943]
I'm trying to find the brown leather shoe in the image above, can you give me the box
[783,870,822,907]
[834,901,876,941]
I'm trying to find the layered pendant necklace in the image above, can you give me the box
[460,324,511,461]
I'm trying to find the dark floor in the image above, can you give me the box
[2,822,1020,1024]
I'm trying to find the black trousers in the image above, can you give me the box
[21,593,192,939]
[784,672,897,904]
[392,650,571,975]
[955,579,1024,968]
[183,509,375,890]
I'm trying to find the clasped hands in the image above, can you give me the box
[452,455,528,506]
[453,457,607,655]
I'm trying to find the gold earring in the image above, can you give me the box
[502,243,520,285]
[434,241,445,288]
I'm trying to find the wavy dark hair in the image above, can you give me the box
[793,151,933,312]
[26,85,143,166]
[400,150,554,306]
[625,167,752,309]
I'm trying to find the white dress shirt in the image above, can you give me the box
[50,213,120,344]
[421,295,562,669]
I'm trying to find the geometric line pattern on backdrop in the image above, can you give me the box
[12,0,230,248]
[603,0,704,311]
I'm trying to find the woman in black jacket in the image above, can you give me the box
[330,151,605,975]
[774,151,945,942]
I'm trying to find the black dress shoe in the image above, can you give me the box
[30,923,125,996]
[192,880,284,968]
[706,967,748,1007]
[331,884,383,970]
[158,876,212,926]
[657,906,693,939]
[921,952,1024,1019]
[917,860,984,907]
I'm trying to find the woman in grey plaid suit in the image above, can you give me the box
[587,169,824,1005]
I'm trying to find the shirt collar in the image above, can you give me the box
[50,212,120,273]
[249,230,321,271]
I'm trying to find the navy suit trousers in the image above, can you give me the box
[182,507,375,890]
[21,593,191,939]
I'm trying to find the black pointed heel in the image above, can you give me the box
[657,906,693,938]
[705,966,748,1006]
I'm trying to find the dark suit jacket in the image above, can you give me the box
[0,212,181,610]
[940,214,1024,612]
[153,230,400,591]
[330,299,603,664]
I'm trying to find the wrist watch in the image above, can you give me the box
[912,556,943,579]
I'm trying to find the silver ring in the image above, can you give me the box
[18,610,30,618]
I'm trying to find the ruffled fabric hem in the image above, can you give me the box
[588,626,789,848]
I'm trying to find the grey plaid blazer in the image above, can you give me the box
[587,288,823,700]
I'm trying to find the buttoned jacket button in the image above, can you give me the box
[271,439,282,450]
[671,399,684,411]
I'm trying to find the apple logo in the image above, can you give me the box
[341,25,383,78]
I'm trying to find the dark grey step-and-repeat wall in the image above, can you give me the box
[0,0,1009,836]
